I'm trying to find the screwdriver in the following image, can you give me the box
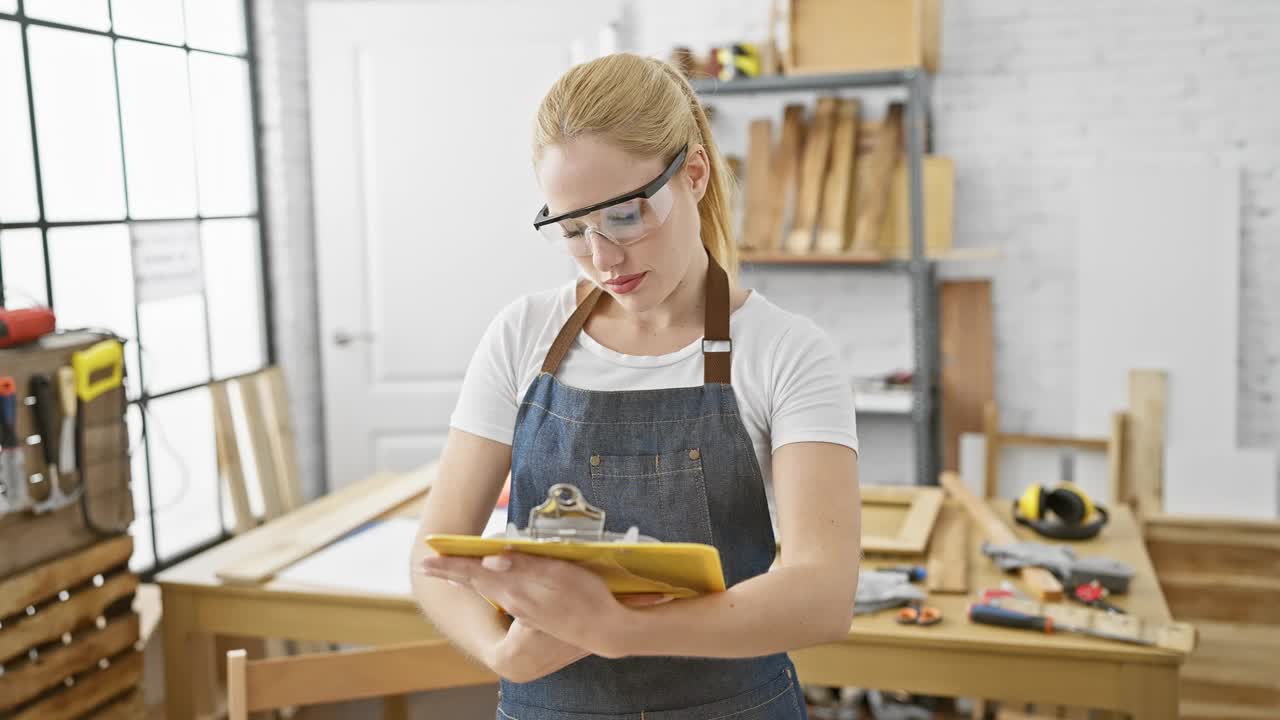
[29,374,62,503]
[968,603,1153,646]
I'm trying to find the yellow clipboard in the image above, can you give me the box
[424,483,726,598]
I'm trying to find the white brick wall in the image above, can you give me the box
[254,0,1280,505]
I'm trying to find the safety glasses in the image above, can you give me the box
[533,145,688,257]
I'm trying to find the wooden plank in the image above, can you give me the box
[939,471,1064,602]
[940,280,993,473]
[88,687,144,720]
[0,613,139,711]
[983,402,1000,499]
[815,98,859,254]
[211,381,254,534]
[769,104,806,250]
[860,485,943,555]
[243,640,494,712]
[0,571,139,663]
[12,650,142,720]
[1180,621,1280,697]
[741,118,774,251]
[1160,572,1280,625]
[216,468,433,585]
[999,434,1109,452]
[785,96,837,254]
[0,535,133,619]
[926,501,969,593]
[259,367,304,512]
[238,376,286,521]
[894,486,944,551]
[1122,369,1167,520]
[851,103,902,251]
[1107,413,1127,504]
[878,156,955,257]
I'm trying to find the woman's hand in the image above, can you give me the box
[421,552,671,659]
[488,618,589,683]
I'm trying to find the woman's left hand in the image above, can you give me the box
[422,553,665,657]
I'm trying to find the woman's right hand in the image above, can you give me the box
[487,594,673,682]
[488,618,589,683]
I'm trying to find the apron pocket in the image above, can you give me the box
[587,449,714,545]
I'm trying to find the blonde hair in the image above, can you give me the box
[533,53,738,278]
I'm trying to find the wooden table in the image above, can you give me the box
[157,473,1183,719]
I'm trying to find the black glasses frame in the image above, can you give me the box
[532,144,689,230]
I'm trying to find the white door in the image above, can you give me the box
[309,1,620,488]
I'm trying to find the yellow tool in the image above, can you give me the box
[71,339,123,403]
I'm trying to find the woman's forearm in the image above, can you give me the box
[607,562,856,659]
[410,540,509,666]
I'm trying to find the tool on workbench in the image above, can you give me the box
[969,598,1196,653]
[57,366,77,476]
[1013,481,1110,540]
[895,600,942,627]
[29,373,81,513]
[880,564,927,582]
[981,541,1136,593]
[0,306,56,348]
[0,376,28,514]
[1071,580,1125,614]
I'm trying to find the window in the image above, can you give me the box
[0,1,270,574]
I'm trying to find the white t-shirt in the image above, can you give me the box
[450,281,859,497]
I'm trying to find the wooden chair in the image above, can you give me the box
[226,640,497,720]
[981,400,1128,500]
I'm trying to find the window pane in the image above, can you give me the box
[0,22,39,223]
[110,0,184,44]
[148,387,220,561]
[0,2,15,14]
[127,403,155,572]
[202,219,265,377]
[183,0,244,54]
[47,225,142,399]
[25,0,111,31]
[0,229,49,307]
[117,41,197,219]
[28,27,126,221]
[190,53,256,216]
[137,295,210,394]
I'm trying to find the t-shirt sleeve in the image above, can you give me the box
[448,299,526,445]
[768,321,859,454]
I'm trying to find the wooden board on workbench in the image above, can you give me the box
[861,485,943,556]
[926,500,969,593]
[785,96,837,254]
[940,280,994,472]
[1118,369,1166,519]
[815,98,860,254]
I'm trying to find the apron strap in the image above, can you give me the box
[540,253,733,384]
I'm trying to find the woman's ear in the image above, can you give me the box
[684,144,711,201]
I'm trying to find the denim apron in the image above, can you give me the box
[498,256,807,720]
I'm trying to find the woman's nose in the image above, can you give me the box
[588,229,622,273]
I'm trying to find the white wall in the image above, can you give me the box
[254,0,1280,503]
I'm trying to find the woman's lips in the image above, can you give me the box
[605,272,646,295]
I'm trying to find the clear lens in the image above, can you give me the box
[539,184,674,256]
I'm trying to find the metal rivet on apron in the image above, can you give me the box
[590,454,601,466]
[689,448,700,461]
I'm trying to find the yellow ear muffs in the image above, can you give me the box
[1013,482,1109,541]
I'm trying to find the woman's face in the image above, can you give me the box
[536,135,709,313]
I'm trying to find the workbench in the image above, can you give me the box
[156,466,1184,719]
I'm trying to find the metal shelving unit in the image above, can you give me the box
[693,69,940,487]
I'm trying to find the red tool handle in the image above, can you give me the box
[968,603,1054,634]
[0,306,56,347]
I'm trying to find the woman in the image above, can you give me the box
[413,53,861,720]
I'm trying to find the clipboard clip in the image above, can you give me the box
[509,483,656,544]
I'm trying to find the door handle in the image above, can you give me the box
[333,329,376,347]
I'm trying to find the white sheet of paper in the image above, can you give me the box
[275,517,419,597]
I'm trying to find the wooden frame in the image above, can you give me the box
[861,485,944,555]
